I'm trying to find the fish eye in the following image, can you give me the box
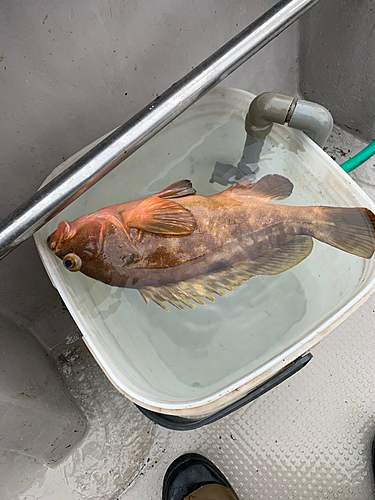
[63,253,82,272]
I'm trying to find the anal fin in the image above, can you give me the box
[247,234,313,276]
[138,235,313,311]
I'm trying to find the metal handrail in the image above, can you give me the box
[0,0,321,259]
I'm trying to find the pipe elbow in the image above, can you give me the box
[288,100,333,147]
[244,92,333,147]
[245,92,294,138]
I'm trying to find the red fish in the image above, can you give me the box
[48,175,375,311]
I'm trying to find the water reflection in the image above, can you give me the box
[210,135,265,185]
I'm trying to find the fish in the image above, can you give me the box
[47,175,375,312]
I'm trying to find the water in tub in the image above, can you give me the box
[36,89,373,404]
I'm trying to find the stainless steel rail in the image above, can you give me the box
[0,0,321,259]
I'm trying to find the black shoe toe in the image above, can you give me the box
[162,453,232,500]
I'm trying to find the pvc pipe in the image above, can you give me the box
[0,0,321,260]
[245,93,294,138]
[288,99,333,147]
[245,92,333,147]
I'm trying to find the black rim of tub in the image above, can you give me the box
[135,353,313,430]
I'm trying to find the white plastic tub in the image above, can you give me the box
[34,88,375,419]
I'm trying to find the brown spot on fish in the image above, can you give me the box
[121,253,141,267]
[132,277,139,286]
[145,246,181,268]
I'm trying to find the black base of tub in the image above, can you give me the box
[135,353,313,431]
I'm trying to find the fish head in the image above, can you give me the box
[47,216,106,274]
[47,213,140,282]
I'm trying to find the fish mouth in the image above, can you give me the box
[48,221,76,252]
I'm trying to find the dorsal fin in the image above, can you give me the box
[154,180,196,199]
[138,235,313,311]
[126,196,197,235]
[221,174,294,202]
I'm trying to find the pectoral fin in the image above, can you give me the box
[126,196,197,235]
[222,174,294,201]
[139,235,313,311]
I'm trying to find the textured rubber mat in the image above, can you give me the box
[20,131,375,500]
[19,289,375,500]
[120,294,375,500]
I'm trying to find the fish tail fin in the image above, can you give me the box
[310,206,375,259]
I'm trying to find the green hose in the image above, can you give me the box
[340,139,375,173]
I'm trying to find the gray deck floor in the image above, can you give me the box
[20,128,375,500]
